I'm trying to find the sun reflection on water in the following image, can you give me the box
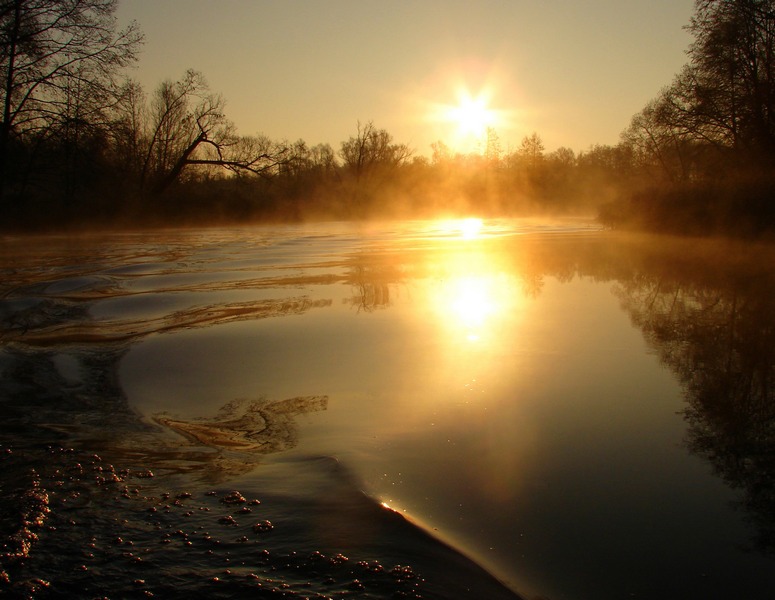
[450,275,497,332]
[431,217,484,240]
[428,245,519,346]
[458,218,483,240]
[442,273,515,344]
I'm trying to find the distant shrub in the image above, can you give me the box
[599,175,775,239]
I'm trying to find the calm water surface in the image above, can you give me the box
[1,218,774,599]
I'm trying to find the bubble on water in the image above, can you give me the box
[220,491,246,505]
[252,520,273,534]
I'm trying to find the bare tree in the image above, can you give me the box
[139,70,290,195]
[338,120,413,214]
[517,132,545,169]
[309,142,337,174]
[0,0,142,199]
[622,96,697,181]
[339,120,412,181]
[484,127,502,164]
[430,140,452,165]
[110,78,146,180]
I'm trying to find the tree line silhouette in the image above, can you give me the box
[604,0,775,237]
[2,0,775,235]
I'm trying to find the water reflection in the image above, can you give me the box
[612,238,775,555]
[412,238,524,349]
[449,275,496,336]
[347,256,397,312]
[341,229,775,568]
[0,231,339,483]
[436,272,517,343]
[3,223,775,599]
[436,217,484,240]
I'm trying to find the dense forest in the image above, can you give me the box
[2,0,775,236]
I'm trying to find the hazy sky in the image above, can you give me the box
[116,0,695,156]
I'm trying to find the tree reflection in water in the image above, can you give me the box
[348,262,393,312]
[612,238,775,554]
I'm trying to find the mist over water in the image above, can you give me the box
[2,218,775,599]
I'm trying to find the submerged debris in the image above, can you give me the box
[153,396,329,454]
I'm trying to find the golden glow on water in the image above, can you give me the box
[450,276,497,330]
[434,272,517,345]
[434,217,484,240]
[459,217,483,239]
[425,240,521,349]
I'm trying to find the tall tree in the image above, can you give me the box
[623,97,687,181]
[0,0,142,200]
[655,0,775,165]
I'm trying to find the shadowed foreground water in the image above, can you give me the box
[2,218,775,599]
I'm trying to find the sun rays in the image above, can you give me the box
[446,91,497,139]
[426,82,513,154]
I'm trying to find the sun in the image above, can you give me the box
[429,87,505,153]
[446,92,496,139]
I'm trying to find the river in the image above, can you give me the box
[1,218,774,599]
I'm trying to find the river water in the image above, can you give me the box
[1,218,774,599]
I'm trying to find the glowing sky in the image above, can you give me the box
[117,0,694,155]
